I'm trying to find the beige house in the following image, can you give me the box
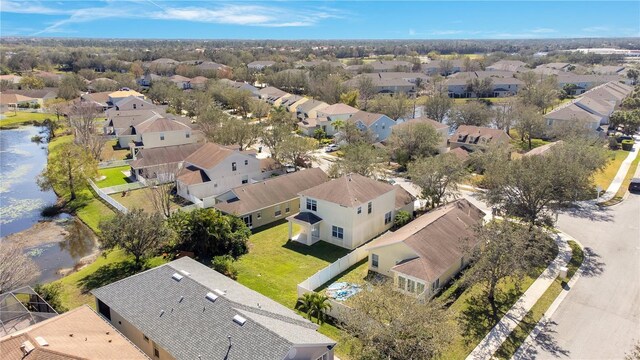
[394,116,449,153]
[366,199,485,299]
[176,143,269,206]
[92,257,336,360]
[288,174,415,250]
[113,95,157,111]
[0,93,41,112]
[129,143,203,184]
[214,168,329,229]
[313,103,359,136]
[296,99,329,120]
[449,125,511,152]
[117,117,196,152]
[108,89,145,105]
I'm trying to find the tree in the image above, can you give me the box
[146,164,180,218]
[250,98,271,119]
[514,104,545,150]
[369,93,413,120]
[34,283,68,313]
[68,103,106,160]
[37,142,97,201]
[279,136,317,171]
[409,153,467,209]
[449,101,493,129]
[167,208,251,259]
[339,90,359,107]
[466,77,494,98]
[58,73,87,100]
[341,283,455,360]
[130,61,144,78]
[386,121,442,167]
[355,76,376,110]
[19,75,45,89]
[335,121,375,145]
[610,110,640,135]
[212,255,239,280]
[148,79,180,104]
[393,210,412,228]
[484,140,608,226]
[44,98,67,124]
[212,119,263,151]
[626,69,639,85]
[0,242,39,293]
[463,221,549,320]
[262,123,292,163]
[518,72,558,113]
[99,209,175,269]
[423,90,453,123]
[295,292,332,324]
[331,142,383,178]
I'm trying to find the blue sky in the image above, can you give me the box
[1,1,638,39]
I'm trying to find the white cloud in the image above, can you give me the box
[582,26,610,33]
[531,28,556,33]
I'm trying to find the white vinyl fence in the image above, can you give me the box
[89,179,128,214]
[98,159,132,169]
[100,182,146,195]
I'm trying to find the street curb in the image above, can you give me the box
[511,232,586,360]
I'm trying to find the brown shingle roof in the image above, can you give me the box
[0,93,35,104]
[177,165,211,185]
[135,117,191,134]
[300,173,394,208]
[318,103,359,115]
[368,199,485,283]
[0,305,147,360]
[183,142,235,170]
[348,110,385,127]
[214,168,328,215]
[130,143,202,169]
[449,147,471,161]
[450,125,511,145]
[397,116,448,130]
[394,185,415,210]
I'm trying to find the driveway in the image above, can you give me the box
[516,192,640,359]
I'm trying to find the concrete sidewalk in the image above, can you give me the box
[465,231,573,360]
[598,137,639,202]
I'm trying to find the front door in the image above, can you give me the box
[311,225,320,238]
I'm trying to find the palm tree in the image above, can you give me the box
[295,292,333,324]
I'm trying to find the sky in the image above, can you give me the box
[0,1,639,40]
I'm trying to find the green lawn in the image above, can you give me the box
[1,112,56,128]
[600,150,640,206]
[508,129,551,153]
[494,241,584,359]
[115,187,184,214]
[235,221,351,308]
[100,139,131,161]
[593,150,631,192]
[96,165,132,188]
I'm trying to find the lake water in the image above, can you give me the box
[1,126,98,283]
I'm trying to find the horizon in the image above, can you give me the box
[1,0,639,40]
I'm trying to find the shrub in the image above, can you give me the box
[212,255,238,280]
[34,283,68,313]
[394,210,412,229]
[609,137,620,150]
[622,139,634,151]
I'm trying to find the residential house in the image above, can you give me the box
[219,79,260,97]
[556,74,627,95]
[347,110,396,141]
[533,62,576,75]
[258,86,289,105]
[344,72,428,96]
[297,60,345,69]
[296,99,329,120]
[169,75,191,90]
[130,143,203,184]
[0,74,22,84]
[108,89,145,105]
[214,168,329,229]
[486,60,528,72]
[288,174,415,250]
[2,88,58,103]
[138,73,162,87]
[80,91,112,110]
[287,96,310,113]
[92,257,336,360]
[346,60,413,73]
[311,103,360,136]
[104,109,164,135]
[117,117,196,152]
[592,65,625,75]
[422,59,465,76]
[195,61,231,75]
[113,95,157,111]
[449,125,511,152]
[0,93,41,112]
[88,77,118,92]
[444,71,523,98]
[0,305,148,360]
[274,93,299,108]
[247,60,276,71]
[393,116,449,153]
[543,103,603,133]
[366,199,485,299]
[189,76,209,90]
[176,143,269,206]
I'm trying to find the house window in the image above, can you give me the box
[97,300,111,321]
[398,276,406,290]
[384,211,392,225]
[357,206,362,214]
[417,282,425,294]
[407,279,416,293]
[432,278,440,291]
[257,212,262,219]
[242,215,252,228]
[371,254,379,268]
[274,205,282,217]
[244,160,248,165]
[160,134,165,141]
[368,202,372,214]
[143,335,149,342]
[154,347,160,358]
[133,104,137,109]
[285,203,290,213]
[242,175,248,184]
[331,225,344,240]
[232,162,237,171]
[306,198,317,211]
[186,133,190,138]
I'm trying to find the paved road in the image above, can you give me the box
[518,191,640,359]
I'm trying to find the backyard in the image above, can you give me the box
[100,139,130,162]
[96,165,132,188]
[113,187,185,214]
[0,111,56,128]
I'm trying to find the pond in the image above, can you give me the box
[1,126,98,284]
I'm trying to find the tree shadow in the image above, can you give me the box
[580,247,606,277]
[282,240,350,263]
[559,203,614,223]
[459,287,523,344]
[514,320,571,359]
[77,260,142,293]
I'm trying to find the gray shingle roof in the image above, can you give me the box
[92,258,334,360]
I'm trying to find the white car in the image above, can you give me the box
[324,144,340,152]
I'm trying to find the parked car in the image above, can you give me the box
[324,144,340,152]
[629,178,640,193]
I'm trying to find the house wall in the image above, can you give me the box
[115,97,154,111]
[140,129,195,149]
[544,117,600,133]
[96,301,175,360]
[291,345,334,360]
[237,199,300,229]
[436,127,449,153]
[315,112,355,136]
[365,116,396,141]
[118,134,138,149]
[368,242,417,277]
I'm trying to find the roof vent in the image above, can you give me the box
[160,310,165,317]
[233,314,247,326]
[180,270,190,276]
[21,341,35,355]
[205,292,218,302]
[172,273,184,281]
[213,289,225,297]
[34,337,49,347]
